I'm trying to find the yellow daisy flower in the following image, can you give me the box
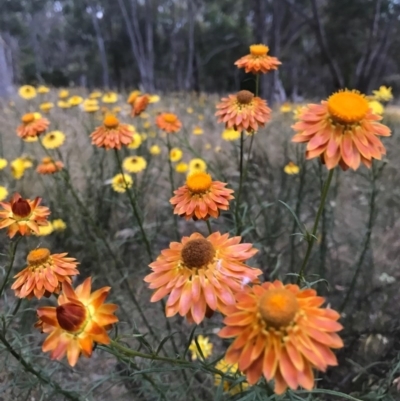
[139,112,150,119]
[141,133,147,141]
[284,161,300,175]
[175,162,188,173]
[57,100,71,109]
[23,136,38,143]
[127,133,143,149]
[192,126,204,135]
[68,96,83,107]
[122,156,147,173]
[188,158,207,172]
[372,86,393,102]
[52,219,67,231]
[204,143,211,150]
[150,145,161,155]
[0,158,8,170]
[188,335,213,360]
[368,100,384,115]
[214,359,249,395]
[143,121,151,129]
[169,148,183,162]
[280,102,292,113]
[58,89,69,99]
[19,85,36,100]
[40,102,54,113]
[42,131,66,149]
[0,186,8,202]
[37,85,50,94]
[222,128,241,141]
[89,91,102,99]
[149,94,160,103]
[198,114,204,121]
[187,107,194,114]
[36,224,54,236]
[102,92,118,103]
[111,173,133,193]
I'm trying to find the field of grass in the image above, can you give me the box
[0,88,399,401]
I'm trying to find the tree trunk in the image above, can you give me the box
[0,36,12,97]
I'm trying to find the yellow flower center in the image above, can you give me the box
[258,288,299,329]
[250,44,269,57]
[42,157,53,164]
[186,172,212,193]
[163,113,178,123]
[11,198,32,218]
[103,114,119,129]
[327,91,369,124]
[236,90,254,105]
[56,302,87,333]
[181,238,215,268]
[22,113,35,124]
[27,248,51,266]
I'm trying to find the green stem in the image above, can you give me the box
[235,131,245,235]
[166,135,180,239]
[297,168,334,284]
[0,237,21,298]
[206,220,213,235]
[0,331,81,401]
[114,149,153,260]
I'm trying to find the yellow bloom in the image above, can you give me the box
[112,106,122,114]
[284,161,300,175]
[11,158,31,180]
[189,335,213,360]
[122,156,147,173]
[215,146,221,153]
[372,86,393,102]
[68,96,83,107]
[214,359,249,395]
[23,136,38,143]
[111,173,133,193]
[143,121,151,129]
[150,145,161,155]
[140,112,150,119]
[36,223,54,236]
[368,100,384,115]
[83,104,99,113]
[280,102,292,113]
[0,158,8,170]
[58,89,69,99]
[169,148,183,162]
[0,186,8,202]
[222,128,241,141]
[192,126,204,135]
[149,94,160,103]
[175,162,188,173]
[37,85,50,94]
[40,102,54,113]
[102,92,118,103]
[57,100,71,109]
[89,91,102,99]
[189,158,207,173]
[293,105,306,120]
[52,219,67,231]
[127,133,143,149]
[198,114,204,121]
[204,143,211,150]
[42,131,66,149]
[187,107,194,114]
[19,85,36,100]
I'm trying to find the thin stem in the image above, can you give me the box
[297,168,334,284]
[206,220,212,235]
[0,237,21,298]
[166,135,180,239]
[114,149,153,260]
[0,331,81,401]
[235,131,245,235]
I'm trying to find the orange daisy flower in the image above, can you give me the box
[235,44,281,74]
[16,113,49,139]
[132,94,150,116]
[90,114,133,150]
[170,172,234,220]
[12,248,79,299]
[156,113,182,133]
[36,157,64,175]
[37,277,118,367]
[219,280,344,394]
[144,232,261,324]
[0,193,50,238]
[292,90,391,170]
[127,90,141,105]
[215,90,271,133]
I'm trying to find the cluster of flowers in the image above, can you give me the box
[1,43,391,395]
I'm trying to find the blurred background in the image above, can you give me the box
[0,0,400,101]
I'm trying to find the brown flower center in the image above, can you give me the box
[258,288,299,329]
[250,44,269,57]
[11,198,32,218]
[181,238,215,268]
[186,172,212,194]
[22,113,35,124]
[236,90,254,105]
[56,302,87,333]
[163,113,178,123]
[27,248,51,265]
[103,114,119,129]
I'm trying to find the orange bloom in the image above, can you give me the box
[219,281,343,394]
[90,114,133,150]
[132,94,149,116]
[0,193,50,238]
[292,90,391,170]
[216,90,271,133]
[170,172,234,220]
[235,44,281,74]
[37,277,118,367]
[127,90,141,104]
[12,248,79,299]
[144,232,261,324]
[156,113,182,133]
[36,157,64,175]
[16,113,49,139]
